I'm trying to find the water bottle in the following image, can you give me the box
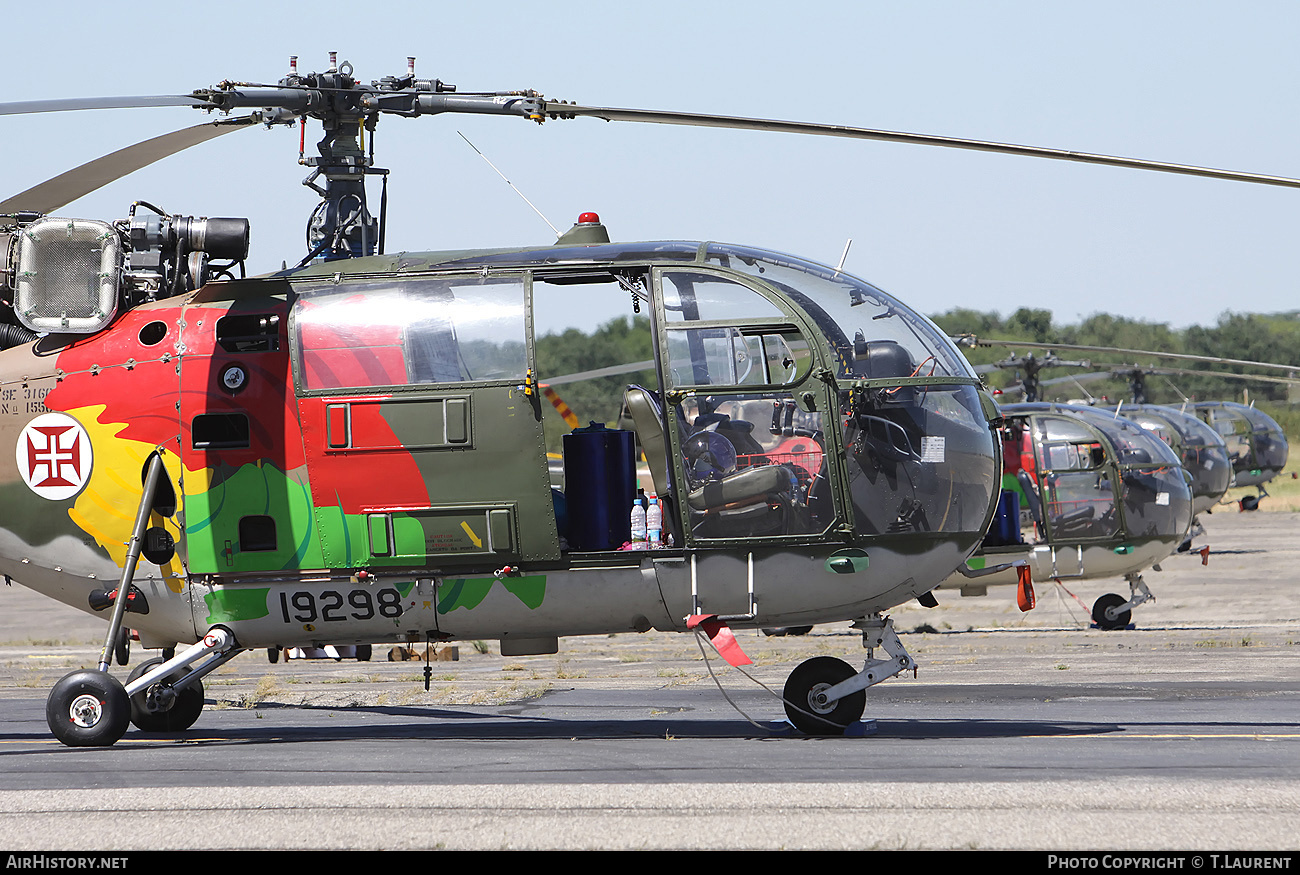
[645,495,662,547]
[630,497,647,548]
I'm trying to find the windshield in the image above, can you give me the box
[1193,402,1289,472]
[704,244,974,382]
[1096,414,1183,468]
[1236,404,1290,471]
[1093,413,1192,539]
[1119,406,1231,504]
[699,246,996,539]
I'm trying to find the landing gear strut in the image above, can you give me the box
[782,614,913,735]
[47,453,165,747]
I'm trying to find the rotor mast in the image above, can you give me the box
[293,54,379,261]
[192,54,547,262]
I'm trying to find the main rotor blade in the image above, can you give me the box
[0,95,208,115]
[555,104,1300,190]
[540,359,656,386]
[960,338,1300,375]
[0,116,258,215]
[1106,364,1300,387]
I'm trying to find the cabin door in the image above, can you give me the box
[289,272,558,571]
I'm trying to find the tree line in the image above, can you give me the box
[535,309,1300,452]
[929,307,1300,405]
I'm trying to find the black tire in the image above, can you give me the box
[46,670,131,747]
[1092,593,1132,630]
[783,656,865,736]
[114,628,131,666]
[127,657,204,733]
[268,647,280,664]
[356,645,372,662]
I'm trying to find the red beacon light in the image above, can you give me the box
[555,212,610,245]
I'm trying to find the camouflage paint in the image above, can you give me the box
[437,574,547,614]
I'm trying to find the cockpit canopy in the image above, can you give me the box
[997,402,1191,544]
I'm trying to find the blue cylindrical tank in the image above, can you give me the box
[562,422,636,551]
[983,489,1023,547]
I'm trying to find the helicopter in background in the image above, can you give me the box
[1105,403,1232,548]
[1086,363,1291,507]
[949,401,1194,630]
[3,56,1299,746]
[1185,401,1289,508]
[959,338,1293,508]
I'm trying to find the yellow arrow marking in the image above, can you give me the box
[461,521,483,548]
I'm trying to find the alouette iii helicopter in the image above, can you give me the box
[957,401,1195,630]
[4,56,1300,746]
[959,336,1294,505]
[1187,401,1290,508]
[1106,403,1232,547]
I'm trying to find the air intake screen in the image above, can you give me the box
[14,217,120,334]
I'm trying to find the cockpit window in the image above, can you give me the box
[660,271,784,322]
[292,275,527,392]
[703,244,972,381]
[1105,417,1180,466]
[666,328,811,388]
[1126,413,1176,447]
[1033,417,1105,471]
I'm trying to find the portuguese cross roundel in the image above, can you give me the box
[16,412,94,501]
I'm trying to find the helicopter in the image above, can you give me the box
[4,56,1300,746]
[957,337,1294,507]
[949,401,1194,630]
[1184,401,1290,508]
[1104,403,1232,548]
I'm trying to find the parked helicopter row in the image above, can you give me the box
[1,57,1295,745]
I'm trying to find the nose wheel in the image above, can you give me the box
[783,656,866,735]
[779,615,913,736]
[1091,572,1152,630]
[1091,593,1132,630]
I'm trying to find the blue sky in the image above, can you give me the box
[3,1,1297,331]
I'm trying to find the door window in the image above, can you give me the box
[293,275,527,392]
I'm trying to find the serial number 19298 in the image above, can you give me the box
[278,588,403,624]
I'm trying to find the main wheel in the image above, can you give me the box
[127,657,205,733]
[114,628,131,666]
[46,670,131,747]
[783,656,865,736]
[1092,593,1132,630]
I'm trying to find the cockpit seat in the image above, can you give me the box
[624,385,671,497]
[1052,505,1098,537]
